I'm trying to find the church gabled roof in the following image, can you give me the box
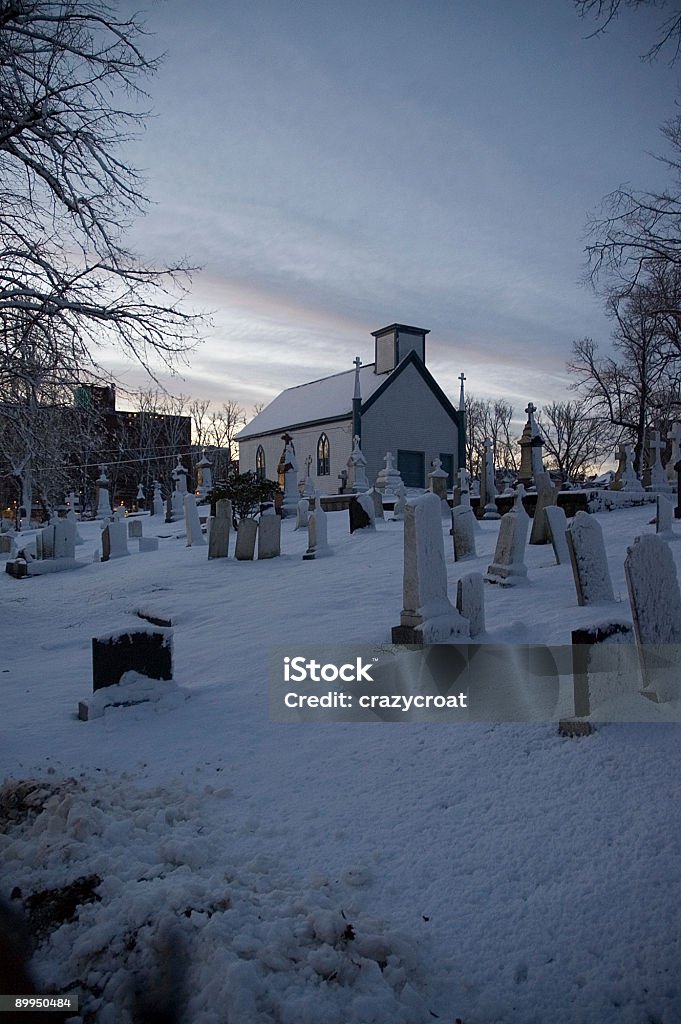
[237,350,460,442]
[236,362,384,441]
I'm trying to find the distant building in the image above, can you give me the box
[237,323,463,491]
[0,383,192,518]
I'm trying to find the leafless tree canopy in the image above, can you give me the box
[464,395,518,477]
[568,263,681,469]
[536,400,616,481]
[574,2,681,304]
[575,0,681,61]
[0,0,203,374]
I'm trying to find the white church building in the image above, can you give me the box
[236,323,464,492]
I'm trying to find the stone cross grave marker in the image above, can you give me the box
[392,492,468,642]
[624,533,681,701]
[647,429,668,490]
[566,511,614,605]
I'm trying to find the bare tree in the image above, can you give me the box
[574,2,681,300]
[537,400,616,482]
[464,395,518,478]
[575,1,681,62]
[0,0,203,378]
[568,268,681,470]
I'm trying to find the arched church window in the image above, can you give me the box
[317,433,330,476]
[255,445,266,480]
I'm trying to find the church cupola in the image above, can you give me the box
[371,323,429,374]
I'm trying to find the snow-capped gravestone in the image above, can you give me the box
[451,505,476,561]
[624,533,681,702]
[184,493,206,547]
[375,451,403,496]
[53,519,76,559]
[349,494,375,533]
[95,466,112,520]
[392,492,468,643]
[428,457,449,504]
[656,494,675,539]
[78,627,173,721]
[101,520,129,562]
[128,520,143,539]
[295,498,310,531]
[257,509,281,559]
[485,488,530,586]
[544,505,570,565]
[456,572,485,637]
[208,499,231,560]
[566,512,614,606]
[35,518,76,561]
[303,502,332,559]
[235,518,258,560]
[529,471,558,545]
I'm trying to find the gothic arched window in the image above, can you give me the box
[317,433,330,476]
[255,445,266,480]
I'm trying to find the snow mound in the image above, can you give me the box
[1,777,432,1024]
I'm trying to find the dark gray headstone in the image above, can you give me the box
[571,621,636,717]
[91,628,173,692]
[349,496,373,533]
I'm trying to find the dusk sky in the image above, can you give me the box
[109,0,679,422]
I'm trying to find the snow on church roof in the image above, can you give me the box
[237,363,384,440]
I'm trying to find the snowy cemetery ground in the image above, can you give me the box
[1,501,681,1023]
